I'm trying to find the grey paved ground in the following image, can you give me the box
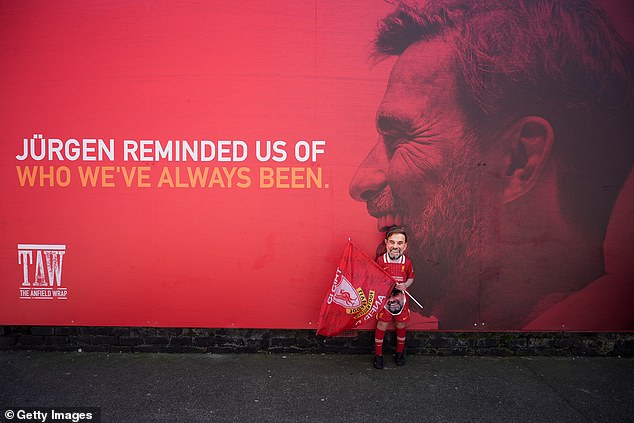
[1,351,633,422]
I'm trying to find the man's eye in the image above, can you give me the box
[383,135,410,156]
[384,130,434,155]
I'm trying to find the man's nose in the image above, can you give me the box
[349,140,388,202]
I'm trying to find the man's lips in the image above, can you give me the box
[364,186,404,232]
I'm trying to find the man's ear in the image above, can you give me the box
[502,116,554,203]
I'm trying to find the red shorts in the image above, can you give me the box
[376,302,411,323]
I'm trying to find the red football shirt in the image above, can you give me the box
[376,253,414,283]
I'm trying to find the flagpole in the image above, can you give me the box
[404,290,424,309]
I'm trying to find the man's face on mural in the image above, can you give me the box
[350,39,487,319]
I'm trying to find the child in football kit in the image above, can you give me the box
[373,226,414,369]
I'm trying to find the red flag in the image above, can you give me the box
[316,241,395,336]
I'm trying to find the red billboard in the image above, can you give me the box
[1,0,632,331]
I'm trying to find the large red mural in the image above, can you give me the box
[1,0,632,331]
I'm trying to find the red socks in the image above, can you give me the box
[376,327,406,355]
[374,327,386,356]
[396,327,406,353]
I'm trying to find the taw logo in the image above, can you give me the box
[17,244,67,300]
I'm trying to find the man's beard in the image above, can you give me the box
[405,134,488,328]
[388,249,402,260]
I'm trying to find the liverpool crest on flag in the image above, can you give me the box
[316,241,395,336]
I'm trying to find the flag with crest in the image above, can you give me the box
[316,240,395,336]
